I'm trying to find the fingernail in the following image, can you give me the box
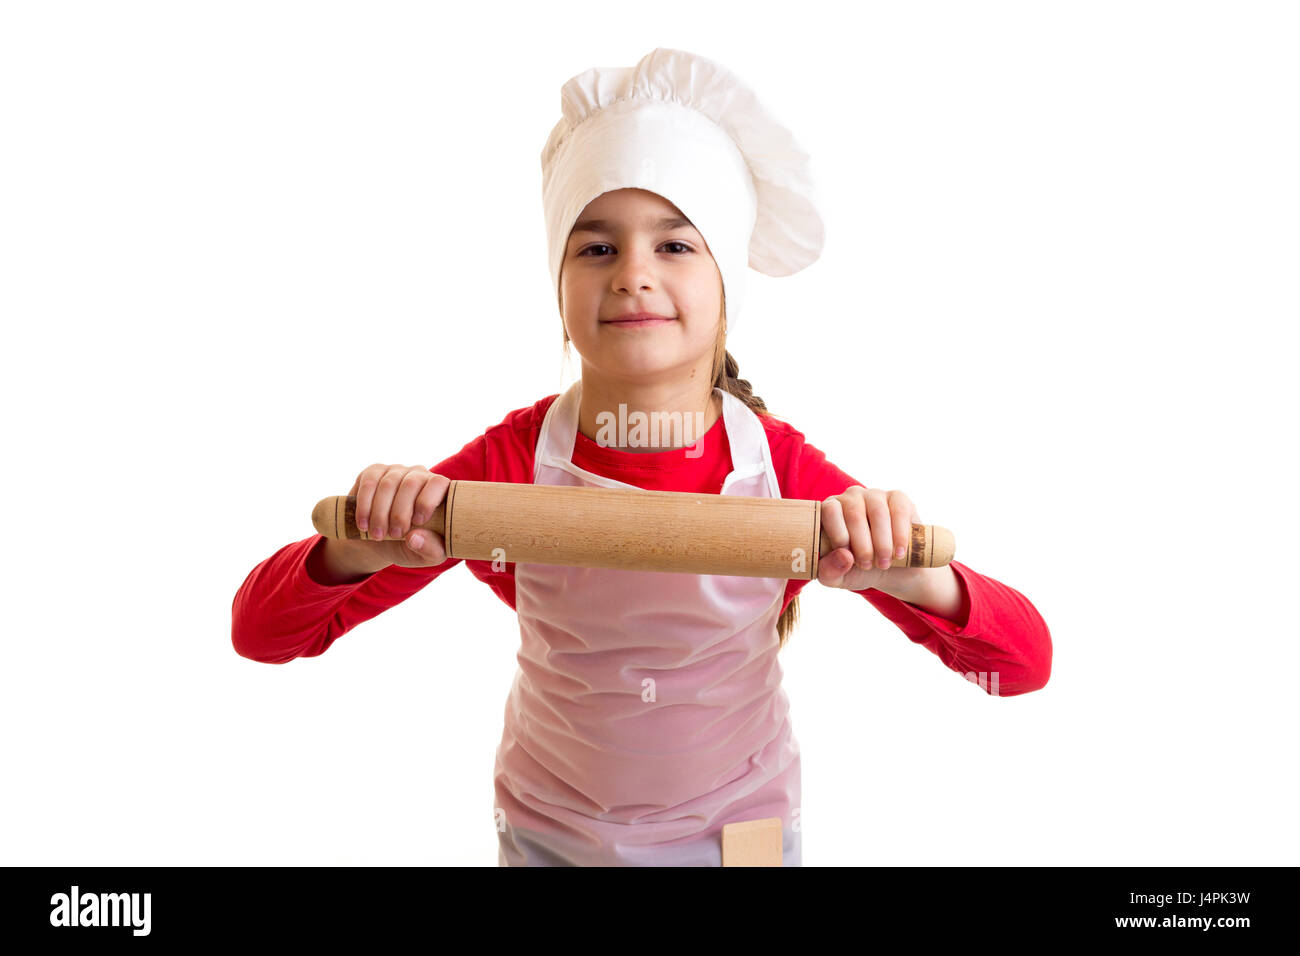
[409,532,424,549]
[896,545,905,558]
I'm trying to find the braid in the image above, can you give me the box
[720,351,767,413]
[710,321,800,651]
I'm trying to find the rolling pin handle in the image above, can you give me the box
[311,494,449,542]
[816,522,955,569]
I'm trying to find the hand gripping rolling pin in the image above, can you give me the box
[311,480,954,581]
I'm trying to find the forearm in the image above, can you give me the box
[305,536,390,587]
[872,565,969,625]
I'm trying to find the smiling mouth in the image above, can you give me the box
[601,314,676,326]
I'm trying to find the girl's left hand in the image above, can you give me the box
[817,485,931,592]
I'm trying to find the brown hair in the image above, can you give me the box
[560,288,800,650]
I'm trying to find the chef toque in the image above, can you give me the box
[540,48,825,336]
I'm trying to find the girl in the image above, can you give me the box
[232,48,1052,866]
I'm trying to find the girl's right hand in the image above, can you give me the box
[346,463,451,569]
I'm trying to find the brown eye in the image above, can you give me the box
[578,242,692,257]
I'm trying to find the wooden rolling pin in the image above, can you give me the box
[311,480,954,581]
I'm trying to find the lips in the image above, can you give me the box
[601,312,675,325]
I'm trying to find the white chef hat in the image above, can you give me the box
[540,48,824,336]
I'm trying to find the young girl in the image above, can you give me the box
[232,48,1052,867]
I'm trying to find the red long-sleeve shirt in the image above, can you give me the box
[232,394,1052,695]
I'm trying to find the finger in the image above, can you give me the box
[888,492,916,564]
[354,463,386,534]
[370,466,403,541]
[818,546,853,587]
[819,496,853,584]
[389,468,426,539]
[841,488,876,570]
[863,490,893,569]
[405,527,446,564]
[412,472,449,527]
[821,495,850,557]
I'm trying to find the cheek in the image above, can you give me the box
[688,320,721,350]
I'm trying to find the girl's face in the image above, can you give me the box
[560,188,723,384]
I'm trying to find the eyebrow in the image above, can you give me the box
[570,216,696,236]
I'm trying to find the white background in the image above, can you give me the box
[2,0,1295,866]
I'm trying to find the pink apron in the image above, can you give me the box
[493,380,801,866]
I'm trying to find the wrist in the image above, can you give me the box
[871,565,933,602]
[876,565,966,623]
[308,536,389,586]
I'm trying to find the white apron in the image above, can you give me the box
[493,380,802,866]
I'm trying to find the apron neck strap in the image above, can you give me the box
[536,378,774,494]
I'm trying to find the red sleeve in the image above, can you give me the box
[230,396,556,664]
[764,415,1053,697]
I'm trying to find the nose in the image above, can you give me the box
[611,245,656,294]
